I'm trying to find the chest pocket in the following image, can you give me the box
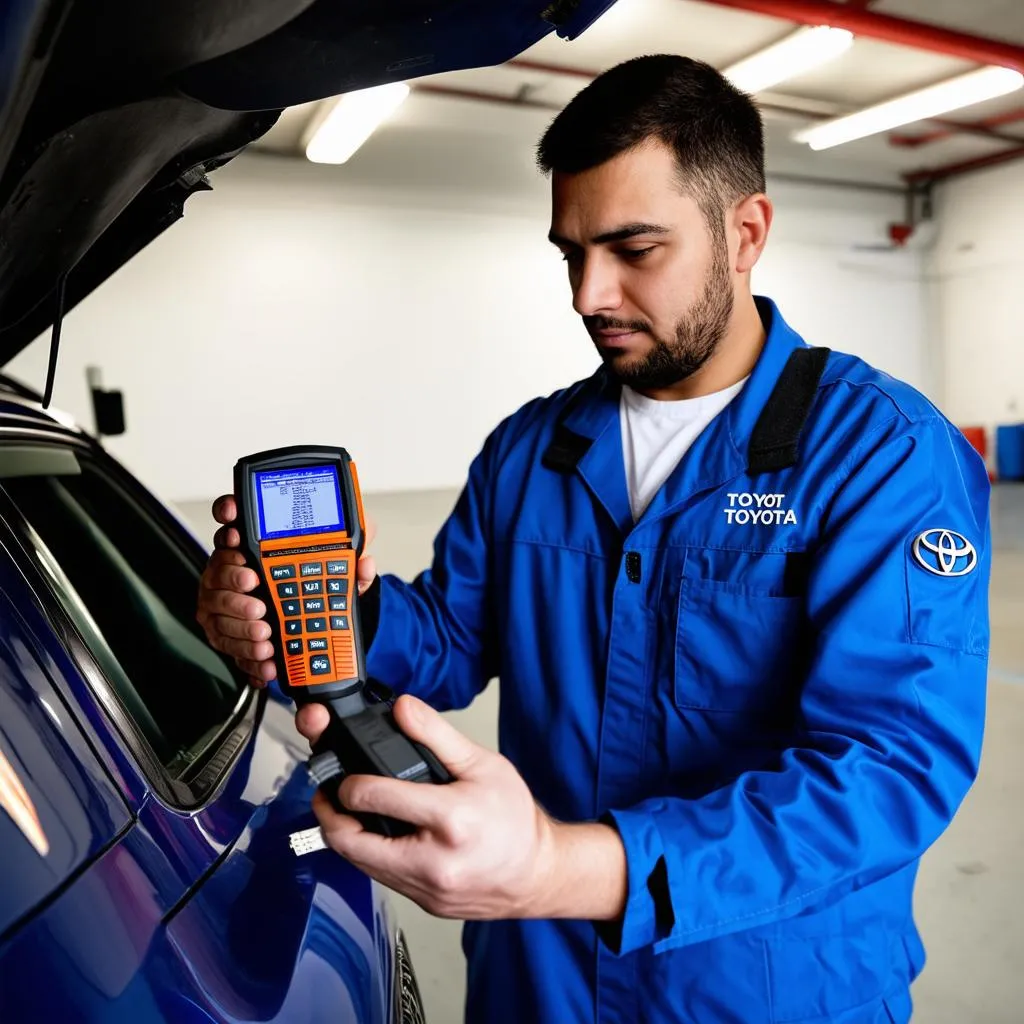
[674,549,808,715]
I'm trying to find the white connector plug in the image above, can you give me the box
[289,826,328,857]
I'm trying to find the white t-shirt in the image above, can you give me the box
[620,377,748,521]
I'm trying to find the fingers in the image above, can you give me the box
[218,635,274,663]
[213,494,237,526]
[209,612,270,642]
[201,553,261,594]
[236,658,276,683]
[357,555,377,595]
[213,524,241,550]
[338,774,450,831]
[295,703,330,744]
[392,695,478,778]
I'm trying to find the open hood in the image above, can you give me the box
[0,0,617,364]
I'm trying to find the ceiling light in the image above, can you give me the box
[723,26,854,95]
[795,65,1024,151]
[304,83,410,165]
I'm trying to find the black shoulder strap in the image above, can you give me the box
[541,376,604,473]
[747,347,830,475]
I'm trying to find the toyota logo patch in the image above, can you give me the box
[912,529,977,578]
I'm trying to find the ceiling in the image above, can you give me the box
[252,0,1024,192]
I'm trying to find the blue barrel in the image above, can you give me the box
[996,424,1024,480]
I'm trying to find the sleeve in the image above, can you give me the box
[359,424,504,713]
[598,414,991,955]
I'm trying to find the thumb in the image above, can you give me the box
[392,694,480,778]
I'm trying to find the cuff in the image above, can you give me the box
[594,807,675,956]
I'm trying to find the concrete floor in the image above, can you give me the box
[179,483,1024,1023]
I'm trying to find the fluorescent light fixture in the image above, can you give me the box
[795,65,1024,151]
[304,83,410,164]
[724,25,854,95]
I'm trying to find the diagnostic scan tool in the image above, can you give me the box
[234,446,451,837]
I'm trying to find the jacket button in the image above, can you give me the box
[625,551,642,583]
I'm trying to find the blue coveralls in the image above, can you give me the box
[365,297,990,1024]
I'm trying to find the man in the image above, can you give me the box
[198,55,990,1024]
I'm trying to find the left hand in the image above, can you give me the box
[297,696,559,920]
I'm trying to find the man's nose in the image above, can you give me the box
[572,254,622,317]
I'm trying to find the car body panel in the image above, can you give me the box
[0,398,405,1022]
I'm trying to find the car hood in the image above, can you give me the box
[0,0,616,364]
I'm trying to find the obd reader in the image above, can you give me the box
[234,446,451,837]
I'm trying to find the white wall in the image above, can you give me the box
[929,160,1024,440]
[6,133,930,506]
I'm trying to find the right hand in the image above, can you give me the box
[196,494,378,688]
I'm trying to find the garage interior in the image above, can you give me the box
[6,0,1022,1020]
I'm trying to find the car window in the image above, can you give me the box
[0,444,246,780]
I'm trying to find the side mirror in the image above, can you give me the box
[86,366,126,437]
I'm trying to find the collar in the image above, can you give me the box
[554,297,809,531]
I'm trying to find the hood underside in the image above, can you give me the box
[0,0,616,363]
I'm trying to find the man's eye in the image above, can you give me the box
[620,246,655,261]
[560,250,582,264]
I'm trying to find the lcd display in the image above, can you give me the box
[254,465,344,540]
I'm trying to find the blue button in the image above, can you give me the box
[327,560,348,575]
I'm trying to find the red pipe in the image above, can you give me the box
[696,0,1024,73]
[904,143,1024,184]
[890,108,1024,148]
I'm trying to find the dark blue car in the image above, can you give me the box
[0,2,618,1021]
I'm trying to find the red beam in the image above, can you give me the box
[696,0,1024,73]
[891,108,1024,147]
[905,143,1024,184]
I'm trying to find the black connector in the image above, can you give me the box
[307,690,453,837]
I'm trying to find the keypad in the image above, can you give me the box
[275,553,356,684]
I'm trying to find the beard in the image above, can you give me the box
[586,228,734,392]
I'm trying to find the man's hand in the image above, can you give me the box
[196,494,377,688]
[297,696,628,923]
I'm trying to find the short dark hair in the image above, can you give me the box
[536,54,766,219]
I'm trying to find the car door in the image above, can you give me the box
[0,428,398,1023]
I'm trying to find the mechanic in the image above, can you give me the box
[198,55,990,1024]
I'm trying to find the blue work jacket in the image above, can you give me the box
[365,297,990,1024]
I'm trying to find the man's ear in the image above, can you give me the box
[732,194,773,274]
